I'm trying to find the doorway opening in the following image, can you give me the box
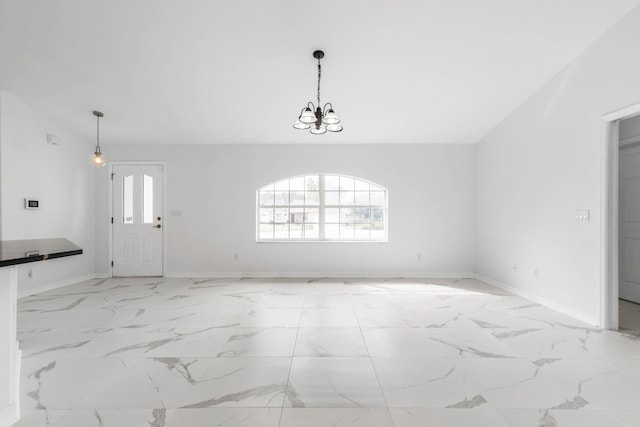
[109,163,165,277]
[602,103,640,329]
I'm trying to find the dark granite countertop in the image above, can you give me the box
[0,238,83,267]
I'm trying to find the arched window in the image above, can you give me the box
[257,174,387,242]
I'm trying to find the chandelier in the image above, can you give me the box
[293,50,343,134]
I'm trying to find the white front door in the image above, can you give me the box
[112,164,164,277]
[619,144,640,304]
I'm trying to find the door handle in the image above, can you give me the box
[154,224,162,229]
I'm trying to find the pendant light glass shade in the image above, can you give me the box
[91,111,106,167]
[293,50,343,134]
[91,151,106,166]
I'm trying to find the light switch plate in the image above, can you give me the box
[575,210,590,222]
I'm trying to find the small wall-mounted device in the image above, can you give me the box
[46,134,60,145]
[24,198,39,210]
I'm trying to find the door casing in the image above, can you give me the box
[602,102,640,329]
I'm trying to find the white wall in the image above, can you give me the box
[95,144,476,277]
[476,5,640,325]
[0,90,96,295]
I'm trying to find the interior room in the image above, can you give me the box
[2,1,640,426]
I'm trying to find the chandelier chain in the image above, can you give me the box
[317,57,321,107]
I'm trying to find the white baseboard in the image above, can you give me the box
[620,282,640,304]
[0,403,19,427]
[17,273,103,299]
[476,274,599,327]
[166,271,476,279]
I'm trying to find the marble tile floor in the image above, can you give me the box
[13,277,640,427]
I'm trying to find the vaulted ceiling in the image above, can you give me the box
[1,0,638,145]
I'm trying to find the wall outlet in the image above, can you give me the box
[234,253,239,261]
[533,268,539,279]
[27,267,33,279]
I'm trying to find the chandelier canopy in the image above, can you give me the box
[293,50,343,134]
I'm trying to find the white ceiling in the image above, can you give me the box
[1,0,639,145]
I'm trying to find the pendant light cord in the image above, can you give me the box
[95,114,101,153]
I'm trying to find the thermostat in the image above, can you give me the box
[24,198,39,209]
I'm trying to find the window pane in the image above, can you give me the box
[371,229,385,240]
[325,175,339,190]
[274,179,289,191]
[355,225,370,240]
[290,176,304,191]
[143,175,153,224]
[305,208,319,223]
[275,223,288,239]
[354,191,369,205]
[371,222,384,230]
[325,191,340,205]
[274,208,289,223]
[257,174,386,242]
[354,208,370,223]
[340,176,355,191]
[371,208,384,223]
[340,208,355,224]
[325,208,339,223]
[290,224,303,239]
[305,175,320,191]
[259,191,274,206]
[325,223,339,239]
[290,191,305,205]
[355,179,369,191]
[370,191,385,206]
[304,224,319,239]
[340,191,355,206]
[275,191,289,205]
[260,223,274,239]
[340,224,355,240]
[259,208,274,223]
[290,208,304,224]
[123,175,133,224]
[305,191,319,205]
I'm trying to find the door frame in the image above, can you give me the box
[601,102,640,329]
[108,161,167,277]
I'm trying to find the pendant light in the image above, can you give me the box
[293,50,343,134]
[91,110,106,167]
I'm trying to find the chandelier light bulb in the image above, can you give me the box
[299,107,316,124]
[322,109,340,125]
